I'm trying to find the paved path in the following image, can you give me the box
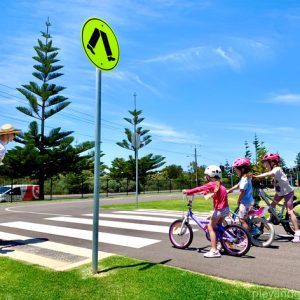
[0,199,299,291]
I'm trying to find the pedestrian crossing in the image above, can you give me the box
[0,209,210,270]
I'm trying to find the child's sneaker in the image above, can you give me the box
[292,231,300,243]
[203,249,221,258]
[217,242,223,251]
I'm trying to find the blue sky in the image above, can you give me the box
[1,0,300,170]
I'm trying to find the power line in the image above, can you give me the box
[0,83,204,159]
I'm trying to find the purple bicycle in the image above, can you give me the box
[169,196,251,257]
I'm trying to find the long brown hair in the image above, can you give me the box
[213,179,221,193]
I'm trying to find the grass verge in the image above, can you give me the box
[101,194,240,212]
[0,255,299,300]
[102,190,300,212]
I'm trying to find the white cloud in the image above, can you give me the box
[105,71,162,97]
[143,45,243,71]
[143,121,200,144]
[215,47,242,71]
[212,122,295,135]
[270,93,300,104]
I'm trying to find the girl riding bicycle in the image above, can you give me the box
[252,153,300,243]
[227,158,254,232]
[183,165,229,258]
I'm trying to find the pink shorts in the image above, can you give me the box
[274,191,294,210]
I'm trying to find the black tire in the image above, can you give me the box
[283,201,300,235]
[169,219,193,249]
[220,224,251,257]
[249,217,275,247]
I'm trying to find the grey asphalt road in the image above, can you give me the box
[0,195,299,291]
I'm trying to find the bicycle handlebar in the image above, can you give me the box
[252,181,273,189]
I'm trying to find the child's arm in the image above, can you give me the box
[183,183,212,195]
[252,171,274,179]
[227,183,239,194]
[237,189,245,205]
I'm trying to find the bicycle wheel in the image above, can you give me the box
[169,219,193,249]
[283,200,300,235]
[220,224,251,257]
[249,217,275,247]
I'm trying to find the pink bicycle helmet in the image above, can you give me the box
[232,157,251,168]
[262,153,281,163]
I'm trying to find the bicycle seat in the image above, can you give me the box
[248,207,266,217]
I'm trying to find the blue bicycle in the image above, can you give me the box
[169,196,251,257]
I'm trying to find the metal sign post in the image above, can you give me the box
[92,68,101,273]
[81,17,119,274]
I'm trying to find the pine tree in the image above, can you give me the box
[14,19,93,199]
[116,103,165,184]
[253,134,259,163]
[223,159,232,177]
[244,141,252,160]
[295,153,300,168]
[117,109,152,151]
[252,139,267,174]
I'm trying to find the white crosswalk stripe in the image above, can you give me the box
[0,232,112,271]
[0,221,160,248]
[84,213,184,223]
[0,209,209,270]
[112,210,210,218]
[46,216,171,233]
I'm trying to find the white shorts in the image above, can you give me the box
[239,203,253,219]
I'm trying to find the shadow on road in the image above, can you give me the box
[275,234,293,242]
[0,237,48,254]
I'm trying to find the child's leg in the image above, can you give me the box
[271,194,282,209]
[285,192,299,232]
[267,194,282,222]
[208,216,219,251]
[239,203,250,231]
[239,218,250,231]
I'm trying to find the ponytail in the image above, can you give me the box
[214,180,221,193]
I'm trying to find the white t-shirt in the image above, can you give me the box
[271,166,293,196]
[0,140,6,164]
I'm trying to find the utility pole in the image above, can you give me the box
[187,145,201,186]
[194,146,199,186]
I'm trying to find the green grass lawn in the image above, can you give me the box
[0,255,299,300]
[101,194,238,212]
[102,190,300,213]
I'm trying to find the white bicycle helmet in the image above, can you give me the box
[204,165,222,178]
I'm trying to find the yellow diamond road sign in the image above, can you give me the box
[81,17,120,71]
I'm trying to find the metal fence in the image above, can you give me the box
[0,176,242,201]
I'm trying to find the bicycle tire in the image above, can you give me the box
[249,217,275,247]
[220,224,251,257]
[283,200,300,235]
[169,219,193,249]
